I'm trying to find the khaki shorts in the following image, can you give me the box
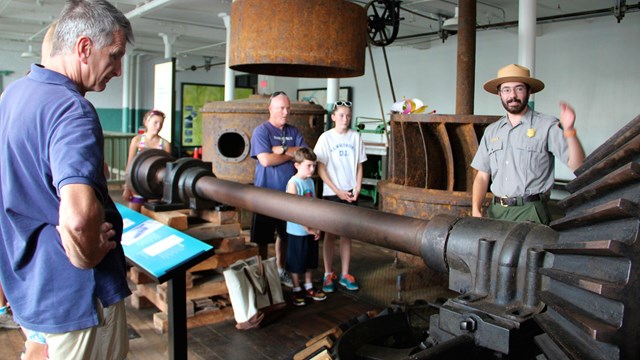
[43,300,128,360]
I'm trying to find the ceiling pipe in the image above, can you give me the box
[19,0,177,45]
[395,4,639,43]
[439,0,506,19]
[125,0,173,19]
[26,24,51,43]
[175,42,226,57]
[476,0,506,23]
[473,4,638,30]
[0,0,11,15]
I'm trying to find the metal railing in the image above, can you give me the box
[104,131,134,186]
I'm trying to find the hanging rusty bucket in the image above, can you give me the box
[229,0,367,78]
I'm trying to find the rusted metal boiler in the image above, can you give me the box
[379,113,499,221]
[200,95,325,183]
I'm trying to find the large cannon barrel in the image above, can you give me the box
[130,149,433,265]
[127,149,554,290]
[195,173,430,258]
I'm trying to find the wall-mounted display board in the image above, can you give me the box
[181,84,254,147]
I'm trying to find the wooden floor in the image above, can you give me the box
[1,240,452,360]
[122,289,377,359]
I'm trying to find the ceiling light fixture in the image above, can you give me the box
[20,44,39,59]
[443,6,459,31]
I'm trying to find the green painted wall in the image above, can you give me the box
[97,108,152,133]
[96,108,124,132]
[97,108,181,153]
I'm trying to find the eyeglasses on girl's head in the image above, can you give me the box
[334,100,352,107]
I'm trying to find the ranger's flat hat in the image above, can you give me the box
[483,64,545,94]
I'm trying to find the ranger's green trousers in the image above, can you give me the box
[488,200,550,225]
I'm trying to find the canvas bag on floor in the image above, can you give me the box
[223,255,285,329]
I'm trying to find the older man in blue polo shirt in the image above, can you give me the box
[250,91,307,287]
[0,1,134,358]
[471,64,585,224]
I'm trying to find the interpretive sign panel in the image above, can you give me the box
[117,203,214,283]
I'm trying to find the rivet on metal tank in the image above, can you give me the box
[229,0,367,78]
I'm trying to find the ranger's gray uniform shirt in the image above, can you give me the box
[471,108,570,198]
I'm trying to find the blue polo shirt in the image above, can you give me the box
[0,64,130,333]
[250,121,307,191]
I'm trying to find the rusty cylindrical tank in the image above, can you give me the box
[229,0,367,78]
[379,113,499,220]
[200,95,325,183]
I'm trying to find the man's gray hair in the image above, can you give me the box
[52,0,134,55]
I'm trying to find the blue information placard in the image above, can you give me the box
[117,203,214,282]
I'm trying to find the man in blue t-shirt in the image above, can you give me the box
[250,91,307,287]
[0,1,134,358]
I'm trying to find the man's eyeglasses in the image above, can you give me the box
[334,100,352,107]
[499,85,527,95]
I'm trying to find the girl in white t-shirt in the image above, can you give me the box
[313,101,367,292]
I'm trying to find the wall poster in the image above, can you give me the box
[181,84,253,147]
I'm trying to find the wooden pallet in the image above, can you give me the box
[291,310,380,360]
[292,327,343,360]
[129,206,258,333]
[139,207,239,231]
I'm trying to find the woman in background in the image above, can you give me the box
[122,109,171,211]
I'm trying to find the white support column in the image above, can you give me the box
[327,78,340,106]
[326,78,339,130]
[121,52,132,133]
[219,12,235,101]
[518,0,537,106]
[158,32,176,59]
[134,53,145,130]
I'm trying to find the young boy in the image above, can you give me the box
[285,148,327,306]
